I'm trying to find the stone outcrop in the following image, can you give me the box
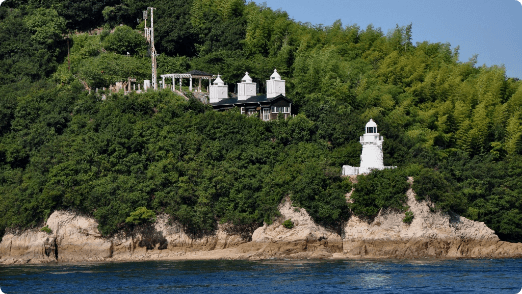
[2,181,522,264]
[0,212,252,264]
[248,198,342,259]
[0,229,57,264]
[338,178,522,259]
[0,211,113,264]
[48,211,113,262]
[108,214,249,261]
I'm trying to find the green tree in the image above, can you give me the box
[103,25,146,55]
[505,112,522,155]
[126,207,157,225]
[350,169,409,219]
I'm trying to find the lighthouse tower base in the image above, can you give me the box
[342,165,396,176]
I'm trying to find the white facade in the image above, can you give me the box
[237,72,257,101]
[342,165,359,176]
[266,69,286,98]
[209,75,228,103]
[359,119,385,174]
[343,119,395,176]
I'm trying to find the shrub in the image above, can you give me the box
[282,219,294,229]
[403,211,414,224]
[78,54,150,88]
[412,168,449,202]
[41,226,52,234]
[125,207,156,225]
[102,25,147,55]
[349,168,409,219]
[289,160,352,230]
[412,168,466,213]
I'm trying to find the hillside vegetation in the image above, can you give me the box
[1,0,522,241]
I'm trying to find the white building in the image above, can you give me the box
[209,75,228,103]
[210,69,293,121]
[266,69,286,98]
[237,72,257,101]
[144,80,151,91]
[342,119,395,176]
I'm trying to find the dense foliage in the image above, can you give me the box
[1,0,522,242]
[126,207,157,225]
[0,85,350,236]
[350,169,410,219]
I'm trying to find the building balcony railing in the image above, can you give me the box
[360,135,383,142]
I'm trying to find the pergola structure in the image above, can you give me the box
[160,70,215,92]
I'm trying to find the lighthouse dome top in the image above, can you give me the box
[213,75,225,86]
[270,69,281,80]
[366,119,377,128]
[365,119,378,134]
[241,72,253,83]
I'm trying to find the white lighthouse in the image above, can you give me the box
[359,119,384,174]
[342,119,394,176]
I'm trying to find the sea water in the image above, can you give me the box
[1,259,521,293]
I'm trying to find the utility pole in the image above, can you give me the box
[143,7,158,90]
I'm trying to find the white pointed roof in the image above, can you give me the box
[213,75,224,86]
[366,119,377,128]
[241,72,252,83]
[270,69,281,80]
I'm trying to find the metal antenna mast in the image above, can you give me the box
[144,7,158,90]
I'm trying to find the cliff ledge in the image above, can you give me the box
[2,180,521,264]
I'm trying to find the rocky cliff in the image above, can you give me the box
[340,178,519,259]
[2,182,522,264]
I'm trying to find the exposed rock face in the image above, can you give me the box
[339,178,522,259]
[2,181,522,264]
[0,211,113,264]
[0,230,57,264]
[249,198,342,259]
[47,211,112,262]
[109,214,249,261]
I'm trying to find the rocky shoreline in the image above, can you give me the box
[2,182,522,264]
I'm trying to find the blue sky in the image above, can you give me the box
[254,0,522,79]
